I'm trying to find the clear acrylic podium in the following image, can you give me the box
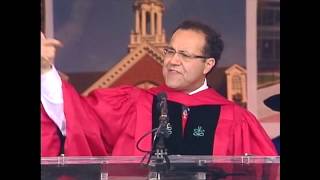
[41,155,280,180]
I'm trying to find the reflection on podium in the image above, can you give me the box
[41,155,280,180]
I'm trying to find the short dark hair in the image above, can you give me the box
[172,20,224,62]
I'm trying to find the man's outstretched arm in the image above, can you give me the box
[41,32,66,135]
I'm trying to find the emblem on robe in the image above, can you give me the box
[193,126,205,137]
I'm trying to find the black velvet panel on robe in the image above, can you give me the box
[152,95,221,155]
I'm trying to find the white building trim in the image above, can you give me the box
[246,0,258,116]
[45,0,54,38]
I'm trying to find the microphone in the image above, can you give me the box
[156,92,170,138]
[157,92,168,125]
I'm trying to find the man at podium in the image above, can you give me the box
[41,20,277,157]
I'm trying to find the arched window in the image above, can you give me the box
[146,12,151,34]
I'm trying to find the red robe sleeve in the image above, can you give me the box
[213,104,279,179]
[229,105,277,156]
[41,105,62,156]
[50,80,141,156]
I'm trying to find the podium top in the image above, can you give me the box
[41,155,280,165]
[41,156,280,179]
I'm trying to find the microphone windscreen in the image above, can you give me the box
[156,92,167,101]
[156,92,167,113]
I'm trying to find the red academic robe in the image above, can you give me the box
[41,80,277,156]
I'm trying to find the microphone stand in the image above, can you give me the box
[154,113,170,168]
[149,93,171,179]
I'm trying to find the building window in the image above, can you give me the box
[261,39,273,59]
[146,12,151,34]
[232,75,242,93]
[258,38,280,65]
[154,13,158,33]
[275,39,280,59]
[257,0,280,73]
[262,9,274,26]
[258,2,280,27]
[275,11,280,25]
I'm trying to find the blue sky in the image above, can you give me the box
[53,0,245,73]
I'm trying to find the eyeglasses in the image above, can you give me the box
[163,47,210,61]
